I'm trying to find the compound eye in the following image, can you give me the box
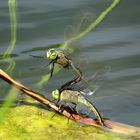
[46,49,58,60]
[52,89,60,99]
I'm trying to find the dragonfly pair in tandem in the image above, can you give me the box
[46,48,109,126]
[31,48,108,126]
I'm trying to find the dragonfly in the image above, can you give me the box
[46,48,93,88]
[51,67,110,126]
[30,12,95,82]
[45,12,95,79]
[52,88,105,126]
[30,48,83,81]
[46,48,82,78]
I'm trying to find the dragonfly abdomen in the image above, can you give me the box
[84,99,104,126]
[59,89,104,126]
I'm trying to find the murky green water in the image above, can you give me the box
[0,0,140,129]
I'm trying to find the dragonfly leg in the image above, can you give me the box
[56,101,77,124]
[51,111,57,119]
[65,102,77,124]
[67,102,77,112]
[49,61,55,80]
[51,99,62,119]
[56,60,83,91]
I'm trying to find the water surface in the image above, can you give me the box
[0,0,140,127]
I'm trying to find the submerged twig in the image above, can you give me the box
[0,69,140,137]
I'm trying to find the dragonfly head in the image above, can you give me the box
[52,89,60,100]
[46,48,58,60]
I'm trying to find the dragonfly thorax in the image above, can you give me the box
[61,90,81,103]
[56,51,71,68]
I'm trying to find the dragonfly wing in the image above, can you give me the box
[29,54,53,71]
[75,103,91,117]
[80,86,99,96]
[74,66,111,96]
[64,25,77,41]
[63,12,95,52]
[49,61,55,79]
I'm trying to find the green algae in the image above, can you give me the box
[0,104,137,140]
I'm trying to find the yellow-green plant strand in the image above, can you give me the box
[3,0,17,57]
[60,0,120,50]
[2,0,17,72]
[7,59,16,74]
[37,0,120,87]
[0,87,18,123]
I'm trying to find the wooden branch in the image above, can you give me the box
[0,69,140,137]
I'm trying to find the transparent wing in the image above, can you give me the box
[63,10,95,52]
[76,10,95,34]
[74,66,111,96]
[80,86,99,96]
[63,24,78,53]
[29,55,52,71]
[64,25,77,42]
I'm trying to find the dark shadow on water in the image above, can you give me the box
[0,99,52,111]
[21,43,61,54]
[16,100,53,111]
[0,54,19,59]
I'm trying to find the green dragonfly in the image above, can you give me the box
[46,48,91,87]
[30,48,83,81]
[52,88,104,126]
[51,66,110,126]
[46,48,82,77]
